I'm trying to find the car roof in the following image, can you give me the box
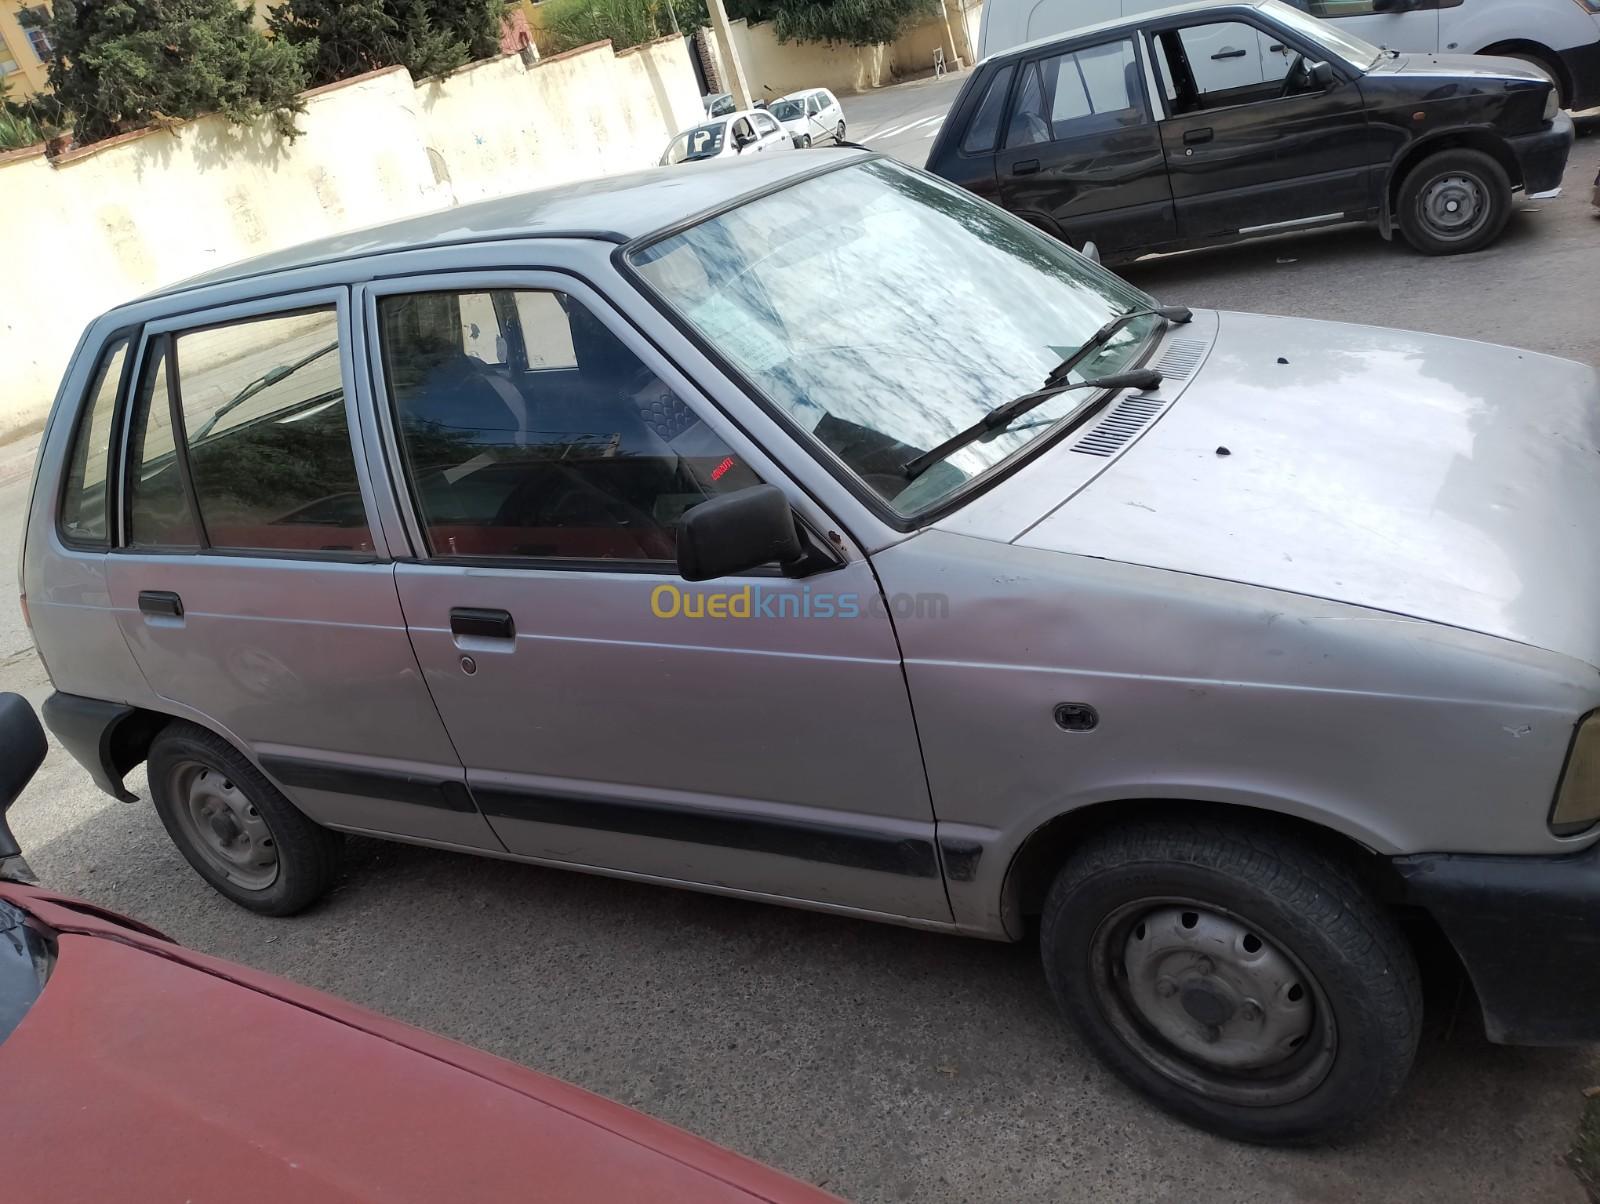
[147,151,865,302]
[984,0,1267,63]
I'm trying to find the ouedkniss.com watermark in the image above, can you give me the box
[650,583,949,621]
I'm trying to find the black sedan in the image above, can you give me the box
[926,0,1573,261]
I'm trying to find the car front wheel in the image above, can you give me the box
[1396,148,1512,255]
[1040,819,1421,1144]
[148,721,342,915]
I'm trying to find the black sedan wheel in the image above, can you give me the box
[1397,148,1512,256]
[1040,819,1422,1144]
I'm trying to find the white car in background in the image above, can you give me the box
[660,109,794,165]
[768,89,848,147]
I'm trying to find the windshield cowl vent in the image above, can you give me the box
[1152,339,1208,380]
[1071,396,1165,458]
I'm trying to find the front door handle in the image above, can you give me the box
[1211,47,1247,60]
[1012,158,1041,176]
[1183,127,1214,145]
[138,590,183,618]
[450,607,515,640]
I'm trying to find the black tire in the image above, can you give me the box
[801,134,812,148]
[148,721,341,916]
[835,120,846,143]
[1040,819,1421,1145]
[1396,148,1512,256]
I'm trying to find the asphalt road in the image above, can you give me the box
[4,84,1600,1204]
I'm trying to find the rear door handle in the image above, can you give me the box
[1211,47,1247,60]
[1012,158,1041,176]
[1183,128,1214,145]
[450,608,515,640]
[138,590,183,619]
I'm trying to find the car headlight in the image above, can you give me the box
[1552,712,1600,835]
[1544,88,1560,122]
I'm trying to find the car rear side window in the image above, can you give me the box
[961,65,1013,154]
[1010,40,1142,146]
[59,336,129,548]
[126,309,373,555]
[377,288,758,563]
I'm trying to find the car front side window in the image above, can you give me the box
[377,288,760,563]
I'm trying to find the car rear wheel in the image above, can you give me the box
[148,722,341,915]
[1396,148,1512,256]
[1039,819,1421,1144]
[800,134,812,148]
[836,120,846,143]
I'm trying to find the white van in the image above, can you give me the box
[978,0,1600,110]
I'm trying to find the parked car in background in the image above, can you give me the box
[26,149,1600,1144]
[661,109,793,164]
[703,92,737,117]
[979,0,1600,110]
[928,0,1572,261]
[0,695,838,1204]
[769,89,849,147]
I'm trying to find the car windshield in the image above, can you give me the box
[629,159,1161,517]
[771,99,804,120]
[663,122,727,165]
[1259,0,1385,69]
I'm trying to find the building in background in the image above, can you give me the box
[0,2,52,101]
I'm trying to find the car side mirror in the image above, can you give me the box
[0,693,46,862]
[1309,61,1336,89]
[1079,240,1102,265]
[677,485,804,582]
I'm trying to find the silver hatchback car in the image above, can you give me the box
[23,151,1600,1144]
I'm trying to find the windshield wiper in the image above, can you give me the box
[902,367,1164,481]
[191,340,339,441]
[1042,304,1192,392]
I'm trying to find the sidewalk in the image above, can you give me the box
[0,430,43,490]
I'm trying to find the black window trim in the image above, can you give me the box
[613,152,1164,536]
[55,327,139,553]
[116,304,383,565]
[363,272,839,578]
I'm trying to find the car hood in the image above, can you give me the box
[0,886,833,1204]
[1014,311,1600,666]
[1365,51,1550,89]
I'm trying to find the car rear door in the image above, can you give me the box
[360,272,950,923]
[1148,12,1381,242]
[996,34,1178,256]
[102,291,496,852]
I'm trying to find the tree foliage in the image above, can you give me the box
[762,0,942,46]
[268,0,507,88]
[538,0,702,55]
[27,0,308,145]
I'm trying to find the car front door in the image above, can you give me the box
[103,292,497,851]
[1149,13,1380,242]
[362,274,950,922]
[996,34,1178,256]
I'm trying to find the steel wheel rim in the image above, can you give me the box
[1418,172,1489,242]
[169,761,279,890]
[1088,897,1338,1107]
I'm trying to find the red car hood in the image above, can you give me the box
[0,885,837,1204]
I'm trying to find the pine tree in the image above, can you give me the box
[31,0,308,146]
[269,0,506,89]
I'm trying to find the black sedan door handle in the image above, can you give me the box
[450,608,515,640]
[1011,158,1041,176]
[138,590,183,618]
[1211,47,1247,60]
[1183,127,1214,145]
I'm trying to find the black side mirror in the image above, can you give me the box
[1309,61,1336,89]
[0,694,45,861]
[677,485,803,582]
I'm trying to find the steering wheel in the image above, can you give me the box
[1280,53,1310,98]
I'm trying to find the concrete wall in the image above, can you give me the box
[0,36,701,436]
[715,1,984,105]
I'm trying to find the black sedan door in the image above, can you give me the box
[996,36,1178,258]
[1148,15,1380,242]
